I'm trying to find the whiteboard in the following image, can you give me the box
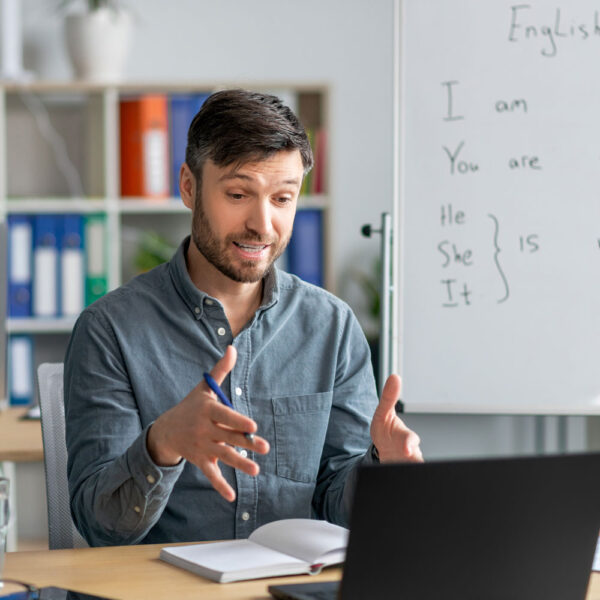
[397,0,600,414]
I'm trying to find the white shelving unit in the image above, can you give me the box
[1,81,330,404]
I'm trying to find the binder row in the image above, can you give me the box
[120,93,210,199]
[4,209,322,406]
[120,93,327,199]
[281,209,324,288]
[7,213,108,319]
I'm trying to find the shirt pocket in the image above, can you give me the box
[272,392,333,483]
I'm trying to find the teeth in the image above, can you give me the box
[237,243,266,252]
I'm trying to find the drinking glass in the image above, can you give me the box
[0,478,9,581]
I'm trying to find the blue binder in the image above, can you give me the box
[60,214,85,317]
[287,209,324,287]
[8,335,33,406]
[33,215,60,318]
[170,93,210,197]
[7,215,33,318]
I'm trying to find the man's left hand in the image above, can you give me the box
[370,374,423,463]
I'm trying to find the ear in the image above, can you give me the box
[179,163,196,210]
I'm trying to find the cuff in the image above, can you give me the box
[125,425,186,497]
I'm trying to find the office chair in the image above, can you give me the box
[37,362,88,550]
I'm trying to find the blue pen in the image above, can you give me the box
[203,372,255,442]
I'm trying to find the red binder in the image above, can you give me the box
[120,94,170,198]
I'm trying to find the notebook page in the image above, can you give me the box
[592,538,600,572]
[164,539,306,573]
[250,519,348,564]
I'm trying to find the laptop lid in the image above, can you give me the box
[339,453,600,600]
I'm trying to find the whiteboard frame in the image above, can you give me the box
[392,0,402,396]
[392,0,600,416]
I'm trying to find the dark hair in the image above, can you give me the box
[185,89,313,183]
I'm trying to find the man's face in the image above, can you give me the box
[191,150,304,284]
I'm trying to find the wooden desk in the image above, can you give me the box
[5,543,600,600]
[0,407,43,462]
[4,543,340,600]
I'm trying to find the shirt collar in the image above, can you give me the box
[169,236,280,319]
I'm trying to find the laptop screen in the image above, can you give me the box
[339,453,600,600]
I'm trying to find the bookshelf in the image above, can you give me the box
[0,81,330,408]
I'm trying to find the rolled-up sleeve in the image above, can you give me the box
[64,309,184,546]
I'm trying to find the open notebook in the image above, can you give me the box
[160,519,347,583]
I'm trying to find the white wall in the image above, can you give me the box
[11,0,595,544]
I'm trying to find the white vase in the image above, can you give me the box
[64,8,132,82]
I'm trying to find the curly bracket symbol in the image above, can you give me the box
[488,214,509,303]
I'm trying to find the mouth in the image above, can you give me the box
[232,241,271,260]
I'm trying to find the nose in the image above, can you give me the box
[245,199,273,238]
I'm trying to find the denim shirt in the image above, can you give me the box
[64,237,378,546]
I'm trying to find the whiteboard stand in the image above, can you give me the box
[362,212,393,395]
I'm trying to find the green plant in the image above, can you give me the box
[351,257,381,321]
[134,231,176,273]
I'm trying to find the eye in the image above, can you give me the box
[274,196,293,206]
[228,193,245,201]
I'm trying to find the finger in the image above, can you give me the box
[411,446,424,462]
[215,444,261,476]
[200,459,236,502]
[212,425,270,454]
[379,374,402,415]
[404,430,422,457]
[210,345,238,386]
[404,442,424,463]
[209,402,258,435]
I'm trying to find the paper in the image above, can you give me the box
[592,538,600,572]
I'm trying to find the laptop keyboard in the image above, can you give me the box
[268,581,340,600]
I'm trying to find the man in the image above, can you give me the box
[64,89,422,547]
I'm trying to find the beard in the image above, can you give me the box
[191,191,291,283]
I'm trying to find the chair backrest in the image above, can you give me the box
[0,222,7,407]
[37,362,88,549]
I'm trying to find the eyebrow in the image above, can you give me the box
[218,172,302,186]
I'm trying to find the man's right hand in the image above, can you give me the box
[146,345,269,501]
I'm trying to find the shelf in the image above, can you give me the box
[118,199,190,214]
[4,196,329,214]
[0,80,328,95]
[1,82,330,412]
[297,194,329,210]
[6,198,106,214]
[7,318,77,334]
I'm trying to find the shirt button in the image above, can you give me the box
[133,506,141,514]
[194,306,200,314]
[146,474,156,484]
[217,327,226,336]
[235,387,242,396]
[241,512,250,521]
[205,299,214,306]
[239,449,248,458]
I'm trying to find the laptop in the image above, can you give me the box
[269,452,600,600]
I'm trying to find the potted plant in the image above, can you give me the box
[60,0,132,82]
